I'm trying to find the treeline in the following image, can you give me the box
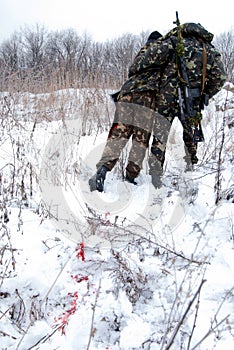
[0,24,233,93]
[0,25,148,93]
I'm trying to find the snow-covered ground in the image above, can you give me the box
[0,84,233,350]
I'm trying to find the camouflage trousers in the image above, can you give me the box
[149,118,198,177]
[96,91,155,179]
[97,91,198,180]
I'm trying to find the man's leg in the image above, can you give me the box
[89,122,133,192]
[148,112,172,189]
[148,136,166,188]
[96,94,135,172]
[182,123,198,170]
[125,91,155,183]
[96,122,133,171]
[126,127,151,183]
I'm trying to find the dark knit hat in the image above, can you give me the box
[147,31,162,43]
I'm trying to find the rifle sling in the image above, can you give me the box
[198,38,207,94]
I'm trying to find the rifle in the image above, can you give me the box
[174,11,205,143]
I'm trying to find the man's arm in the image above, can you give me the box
[205,48,227,98]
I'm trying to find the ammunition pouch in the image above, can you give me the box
[187,88,209,113]
[188,87,201,98]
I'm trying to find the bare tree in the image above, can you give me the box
[44,29,92,87]
[0,34,20,73]
[0,32,25,90]
[213,28,234,83]
[106,33,141,86]
[20,24,47,71]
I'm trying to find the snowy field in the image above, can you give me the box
[0,84,233,350]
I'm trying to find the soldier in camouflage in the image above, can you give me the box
[130,22,226,187]
[89,31,162,192]
[89,23,226,192]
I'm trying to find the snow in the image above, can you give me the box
[0,83,233,350]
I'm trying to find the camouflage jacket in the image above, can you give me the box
[118,23,226,117]
[118,39,161,98]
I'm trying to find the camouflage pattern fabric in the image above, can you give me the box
[95,23,226,183]
[130,23,226,175]
[118,40,161,98]
[96,91,155,179]
[129,22,226,114]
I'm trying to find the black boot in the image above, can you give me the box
[96,165,109,192]
[191,154,198,164]
[88,165,109,192]
[96,165,108,192]
[125,173,137,185]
